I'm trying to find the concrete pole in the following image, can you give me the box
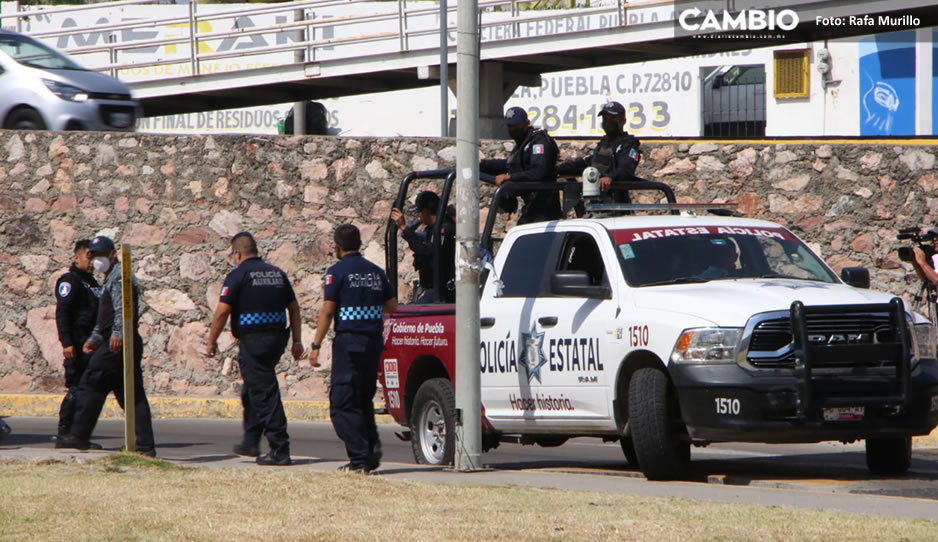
[454,0,482,471]
[440,0,448,137]
[293,8,306,135]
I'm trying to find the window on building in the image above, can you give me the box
[773,49,810,98]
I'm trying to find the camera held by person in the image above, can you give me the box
[899,224,938,287]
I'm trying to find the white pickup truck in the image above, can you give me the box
[380,175,938,480]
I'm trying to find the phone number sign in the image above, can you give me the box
[509,69,699,137]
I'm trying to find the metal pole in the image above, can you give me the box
[454,0,482,471]
[120,244,136,454]
[440,0,448,137]
[188,0,199,76]
[293,8,306,135]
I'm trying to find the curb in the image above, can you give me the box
[2,393,936,444]
[0,394,396,425]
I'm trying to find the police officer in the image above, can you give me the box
[309,224,397,473]
[480,106,562,224]
[207,232,305,466]
[59,235,157,456]
[557,101,641,200]
[53,239,103,446]
[389,190,456,303]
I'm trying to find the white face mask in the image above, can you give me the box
[92,256,111,274]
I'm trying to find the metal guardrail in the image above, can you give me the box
[0,0,654,81]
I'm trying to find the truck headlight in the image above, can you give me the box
[911,323,937,360]
[671,328,741,364]
[43,79,89,103]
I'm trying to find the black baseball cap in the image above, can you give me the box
[88,235,115,253]
[600,101,625,117]
[409,191,440,213]
[504,106,528,126]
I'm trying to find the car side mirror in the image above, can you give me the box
[841,266,870,289]
[550,271,611,299]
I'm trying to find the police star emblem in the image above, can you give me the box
[519,323,548,383]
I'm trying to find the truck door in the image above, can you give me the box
[527,230,617,428]
[479,231,562,431]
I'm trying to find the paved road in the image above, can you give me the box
[3,416,938,522]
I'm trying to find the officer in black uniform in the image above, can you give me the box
[389,190,456,303]
[208,232,305,466]
[59,235,157,456]
[309,224,397,473]
[480,106,562,224]
[53,239,103,445]
[557,101,642,201]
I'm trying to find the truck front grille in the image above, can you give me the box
[745,314,896,369]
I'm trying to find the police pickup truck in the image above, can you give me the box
[379,171,938,480]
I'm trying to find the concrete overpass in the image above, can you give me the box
[4,0,937,136]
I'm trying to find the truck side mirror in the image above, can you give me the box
[550,271,611,299]
[840,267,870,289]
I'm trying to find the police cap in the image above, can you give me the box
[599,101,626,117]
[409,190,440,213]
[88,235,115,254]
[504,106,528,126]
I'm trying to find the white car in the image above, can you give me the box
[0,29,139,131]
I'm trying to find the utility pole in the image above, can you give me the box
[439,0,448,137]
[293,8,306,135]
[453,0,482,471]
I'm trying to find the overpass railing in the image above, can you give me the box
[0,0,667,81]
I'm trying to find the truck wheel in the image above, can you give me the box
[6,108,46,130]
[628,368,690,480]
[865,436,911,475]
[410,378,455,465]
[620,436,639,467]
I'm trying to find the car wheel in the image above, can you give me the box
[410,378,455,465]
[865,436,911,475]
[6,109,47,130]
[628,367,690,480]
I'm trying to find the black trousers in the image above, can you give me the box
[57,349,91,436]
[329,332,382,466]
[70,334,155,451]
[238,330,290,457]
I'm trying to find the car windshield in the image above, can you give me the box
[612,225,838,287]
[0,33,85,70]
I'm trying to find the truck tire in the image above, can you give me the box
[628,368,690,480]
[6,108,46,130]
[620,436,639,467]
[410,378,455,465]
[865,436,911,475]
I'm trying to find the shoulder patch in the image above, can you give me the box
[532,144,544,155]
[58,282,72,298]
[628,148,640,161]
[325,274,333,285]
[220,286,229,298]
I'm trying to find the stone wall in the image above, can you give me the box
[0,131,934,399]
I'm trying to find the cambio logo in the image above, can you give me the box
[679,8,799,32]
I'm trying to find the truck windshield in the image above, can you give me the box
[611,225,838,287]
[0,33,85,71]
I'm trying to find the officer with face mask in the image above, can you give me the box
[480,106,562,224]
[558,101,641,199]
[58,235,156,456]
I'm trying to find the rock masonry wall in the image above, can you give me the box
[0,131,934,399]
